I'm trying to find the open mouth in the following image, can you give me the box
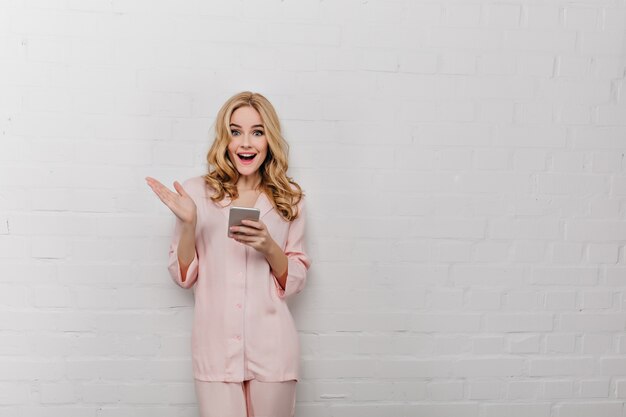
[237,153,257,164]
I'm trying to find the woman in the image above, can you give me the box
[145,91,311,417]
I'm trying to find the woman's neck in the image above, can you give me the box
[237,174,262,192]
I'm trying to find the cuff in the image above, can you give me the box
[273,255,308,300]
[168,244,199,289]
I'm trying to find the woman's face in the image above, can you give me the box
[227,105,268,179]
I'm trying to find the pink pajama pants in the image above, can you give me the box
[194,378,297,417]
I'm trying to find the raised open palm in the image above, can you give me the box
[145,177,197,225]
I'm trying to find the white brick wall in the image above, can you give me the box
[1,0,625,415]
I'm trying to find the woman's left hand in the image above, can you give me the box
[230,219,276,255]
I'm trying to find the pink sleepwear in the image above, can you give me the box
[167,175,311,383]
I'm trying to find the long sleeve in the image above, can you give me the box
[272,198,312,300]
[167,216,199,289]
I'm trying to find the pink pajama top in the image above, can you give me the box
[167,176,311,383]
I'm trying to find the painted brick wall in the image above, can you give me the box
[1,0,625,416]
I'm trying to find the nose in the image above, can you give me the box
[241,132,253,147]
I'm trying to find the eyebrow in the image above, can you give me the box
[229,123,264,128]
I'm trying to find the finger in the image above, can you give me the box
[233,234,259,244]
[240,219,263,230]
[146,177,164,193]
[147,179,177,206]
[146,178,180,202]
[152,190,172,207]
[152,182,174,202]
[230,225,259,236]
[146,176,166,190]
[173,180,190,198]
[146,177,161,193]
[234,239,257,250]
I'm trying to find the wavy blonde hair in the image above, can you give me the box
[204,91,303,221]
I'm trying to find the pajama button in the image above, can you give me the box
[236,303,242,309]
[235,335,241,340]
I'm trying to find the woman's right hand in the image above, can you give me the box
[145,177,197,226]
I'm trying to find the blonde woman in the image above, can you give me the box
[146,91,311,417]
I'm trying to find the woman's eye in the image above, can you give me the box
[254,130,264,136]
[230,130,240,136]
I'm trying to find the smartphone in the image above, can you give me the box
[228,206,261,237]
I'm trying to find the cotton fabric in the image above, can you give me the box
[167,175,311,382]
